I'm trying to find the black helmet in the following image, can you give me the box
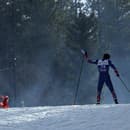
[103,53,110,60]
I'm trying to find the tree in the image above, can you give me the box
[0,0,99,106]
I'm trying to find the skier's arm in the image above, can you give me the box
[88,59,98,64]
[109,60,120,77]
[81,49,97,64]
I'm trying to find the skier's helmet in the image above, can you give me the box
[103,53,110,60]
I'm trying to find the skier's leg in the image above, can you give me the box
[97,76,104,104]
[105,75,118,104]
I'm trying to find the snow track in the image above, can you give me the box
[0,104,130,130]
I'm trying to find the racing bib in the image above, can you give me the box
[97,60,109,72]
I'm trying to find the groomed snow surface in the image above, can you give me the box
[0,104,130,130]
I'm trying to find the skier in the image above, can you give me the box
[81,50,119,104]
[0,96,9,108]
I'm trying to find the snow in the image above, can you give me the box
[80,0,86,4]
[0,104,130,130]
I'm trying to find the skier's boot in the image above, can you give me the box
[114,99,119,104]
[112,91,118,104]
[96,95,100,105]
[96,101,100,105]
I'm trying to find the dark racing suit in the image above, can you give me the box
[88,59,119,104]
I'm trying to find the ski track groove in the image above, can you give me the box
[0,104,130,130]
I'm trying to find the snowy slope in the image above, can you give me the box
[0,104,130,130]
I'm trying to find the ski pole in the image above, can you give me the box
[118,77,130,92]
[73,53,84,105]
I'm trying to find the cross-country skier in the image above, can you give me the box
[0,96,9,108]
[81,50,119,104]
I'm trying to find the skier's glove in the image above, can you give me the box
[81,49,88,58]
[115,70,120,77]
[81,49,85,55]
